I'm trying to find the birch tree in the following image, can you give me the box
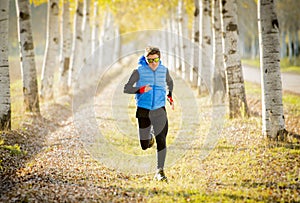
[0,0,11,130]
[113,26,121,64]
[82,0,89,57]
[166,17,175,72]
[177,0,188,80]
[220,0,249,118]
[99,10,114,69]
[91,1,99,55]
[82,0,92,89]
[258,0,285,139]
[190,0,200,88]
[15,0,40,115]
[211,0,225,104]
[173,11,181,73]
[69,0,84,90]
[58,0,72,95]
[199,0,212,95]
[91,1,99,78]
[40,0,60,100]
[81,0,92,65]
[167,12,178,72]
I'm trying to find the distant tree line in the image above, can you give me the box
[238,0,300,63]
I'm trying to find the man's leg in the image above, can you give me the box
[137,117,152,150]
[150,108,168,169]
[154,119,168,169]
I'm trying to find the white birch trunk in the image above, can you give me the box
[220,0,249,118]
[91,1,99,55]
[100,11,115,69]
[211,0,226,104]
[293,31,299,57]
[258,0,285,139]
[0,0,11,130]
[40,0,60,100]
[190,0,200,88]
[81,0,92,66]
[91,1,99,79]
[69,0,84,90]
[173,14,180,74]
[58,0,72,95]
[15,0,40,114]
[177,0,187,80]
[170,11,180,73]
[167,17,175,72]
[199,0,212,94]
[161,19,169,66]
[82,0,92,89]
[288,31,293,62]
[113,26,121,64]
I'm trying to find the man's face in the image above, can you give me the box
[146,54,160,71]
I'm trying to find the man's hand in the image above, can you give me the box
[140,84,152,93]
[167,95,174,110]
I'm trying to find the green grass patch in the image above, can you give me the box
[283,94,300,116]
[244,82,261,95]
[1,144,26,155]
[245,81,300,105]
[242,58,260,68]
[242,58,300,74]
[280,57,300,74]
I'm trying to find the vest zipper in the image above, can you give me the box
[152,70,156,109]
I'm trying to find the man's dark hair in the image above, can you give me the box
[144,46,160,58]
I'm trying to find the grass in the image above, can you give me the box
[283,94,300,117]
[2,144,25,155]
[115,113,299,202]
[92,70,300,202]
[245,81,300,119]
[242,57,300,74]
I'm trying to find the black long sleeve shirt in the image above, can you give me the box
[123,69,174,96]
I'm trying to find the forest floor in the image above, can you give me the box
[1,60,300,202]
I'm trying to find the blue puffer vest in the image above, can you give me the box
[136,56,167,110]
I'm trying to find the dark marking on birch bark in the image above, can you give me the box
[194,7,199,17]
[20,12,30,20]
[272,19,279,30]
[226,22,238,32]
[23,42,34,51]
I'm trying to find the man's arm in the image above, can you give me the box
[166,69,174,96]
[123,69,140,94]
